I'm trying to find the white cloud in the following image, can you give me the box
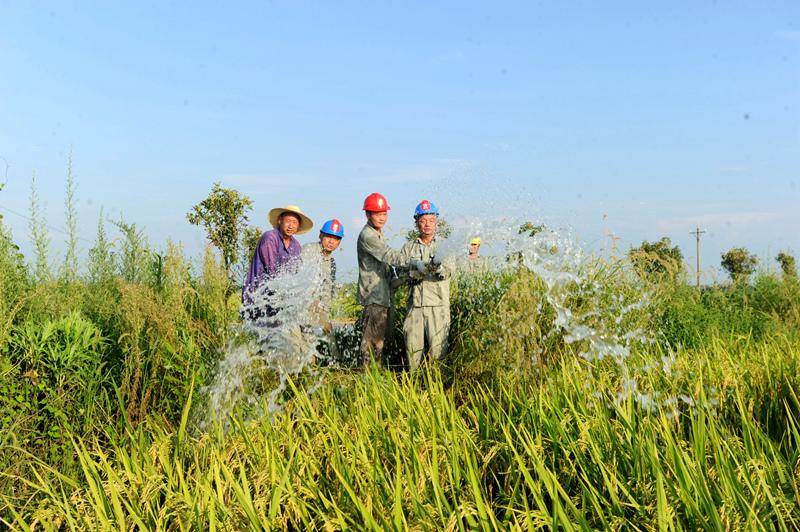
[220,173,326,190]
[719,165,750,174]
[220,159,475,189]
[655,210,789,232]
[482,142,512,153]
[359,159,474,184]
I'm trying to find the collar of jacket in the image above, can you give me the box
[415,235,438,245]
[365,224,385,239]
[317,242,334,260]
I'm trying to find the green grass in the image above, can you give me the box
[2,217,800,528]
[4,336,800,529]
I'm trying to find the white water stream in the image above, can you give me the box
[199,189,694,429]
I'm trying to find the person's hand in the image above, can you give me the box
[410,259,426,272]
[409,269,425,280]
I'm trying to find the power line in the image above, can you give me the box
[0,157,9,184]
[0,203,94,243]
[0,153,97,246]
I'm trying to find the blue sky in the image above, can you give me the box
[1,1,798,281]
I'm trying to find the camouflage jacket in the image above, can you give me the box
[357,224,409,307]
[399,236,451,308]
[301,243,336,308]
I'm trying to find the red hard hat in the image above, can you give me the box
[363,192,390,212]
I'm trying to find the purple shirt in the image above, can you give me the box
[242,229,302,301]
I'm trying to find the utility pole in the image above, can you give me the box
[690,226,706,288]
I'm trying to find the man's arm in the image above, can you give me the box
[391,242,415,287]
[259,234,278,277]
[330,258,337,299]
[360,231,410,268]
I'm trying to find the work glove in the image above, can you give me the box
[409,269,425,281]
[410,259,427,272]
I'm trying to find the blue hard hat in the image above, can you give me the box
[414,199,439,219]
[320,219,344,238]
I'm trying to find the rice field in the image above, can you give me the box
[2,224,800,529]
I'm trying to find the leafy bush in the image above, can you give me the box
[776,251,797,278]
[0,221,28,348]
[629,237,684,281]
[2,312,108,468]
[655,273,800,349]
[721,247,758,282]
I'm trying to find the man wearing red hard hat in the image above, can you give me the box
[356,192,412,367]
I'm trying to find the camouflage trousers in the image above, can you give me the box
[359,304,391,367]
[403,305,450,371]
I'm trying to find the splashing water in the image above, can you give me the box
[200,189,697,430]
[437,219,652,358]
[200,250,334,429]
[438,215,703,413]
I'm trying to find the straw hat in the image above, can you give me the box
[268,205,314,235]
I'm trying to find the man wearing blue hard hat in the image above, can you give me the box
[302,218,344,321]
[397,199,450,370]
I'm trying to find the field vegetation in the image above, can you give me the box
[1,181,800,529]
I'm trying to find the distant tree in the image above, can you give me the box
[519,222,545,237]
[187,183,253,277]
[406,217,452,242]
[776,251,797,278]
[241,225,264,261]
[628,238,684,280]
[721,247,758,282]
[236,225,264,282]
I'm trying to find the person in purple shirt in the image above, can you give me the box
[242,204,314,319]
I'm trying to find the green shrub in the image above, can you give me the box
[2,312,108,471]
[654,275,800,349]
[0,222,29,349]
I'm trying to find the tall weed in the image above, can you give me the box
[60,150,79,282]
[28,173,50,283]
